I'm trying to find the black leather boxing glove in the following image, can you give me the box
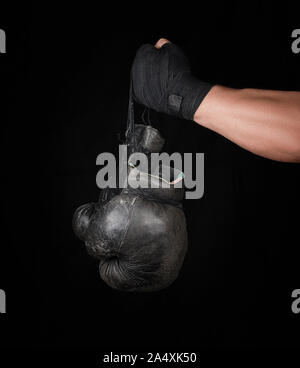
[131,42,213,121]
[73,191,187,292]
[72,202,97,240]
[73,125,188,292]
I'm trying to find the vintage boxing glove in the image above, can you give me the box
[73,125,188,292]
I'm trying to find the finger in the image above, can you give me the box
[154,38,171,49]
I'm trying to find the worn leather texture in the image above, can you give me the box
[73,125,188,291]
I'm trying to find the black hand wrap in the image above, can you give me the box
[132,42,213,120]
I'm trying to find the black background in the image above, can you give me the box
[0,1,299,365]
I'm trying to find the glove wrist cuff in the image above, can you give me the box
[181,75,214,120]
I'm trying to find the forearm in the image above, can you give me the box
[194,86,300,162]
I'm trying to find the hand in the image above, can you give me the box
[131,38,213,121]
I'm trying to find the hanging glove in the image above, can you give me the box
[73,125,188,292]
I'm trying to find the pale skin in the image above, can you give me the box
[155,38,300,163]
